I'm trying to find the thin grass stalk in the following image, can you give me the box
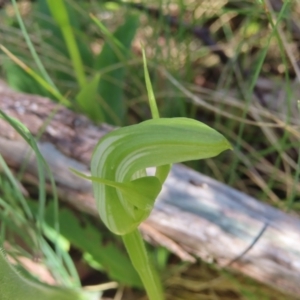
[0,45,71,106]
[227,1,290,185]
[47,0,86,88]
[11,0,56,89]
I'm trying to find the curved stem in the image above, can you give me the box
[122,229,164,300]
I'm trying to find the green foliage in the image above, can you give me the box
[2,1,299,299]
[85,117,231,235]
[42,203,143,288]
[35,0,93,68]
[47,0,87,88]
[0,111,89,297]
[71,53,231,300]
[94,15,139,124]
[76,74,104,122]
[86,115,230,299]
[3,62,51,96]
[2,1,139,125]
[0,250,92,300]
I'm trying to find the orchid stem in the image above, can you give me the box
[122,229,164,300]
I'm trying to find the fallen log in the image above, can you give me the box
[0,81,300,298]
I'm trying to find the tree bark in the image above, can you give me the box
[0,81,300,298]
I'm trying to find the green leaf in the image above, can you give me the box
[35,0,93,78]
[47,0,86,88]
[76,74,104,122]
[95,14,139,124]
[142,48,159,119]
[3,62,51,97]
[0,249,93,300]
[43,203,143,289]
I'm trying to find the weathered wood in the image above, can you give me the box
[0,81,300,298]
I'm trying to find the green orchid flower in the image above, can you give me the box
[72,50,232,300]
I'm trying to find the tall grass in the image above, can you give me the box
[0,111,80,287]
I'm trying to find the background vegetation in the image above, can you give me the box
[0,0,299,299]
